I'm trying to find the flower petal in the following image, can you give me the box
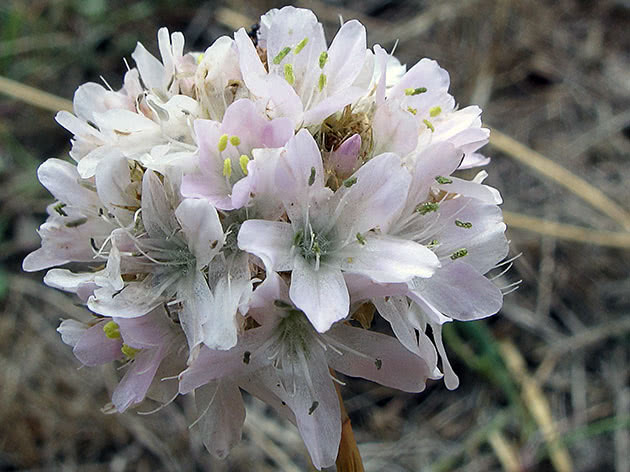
[238,220,294,271]
[289,256,349,333]
[326,323,435,392]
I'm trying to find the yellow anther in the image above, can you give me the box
[423,119,435,132]
[407,107,417,115]
[318,73,327,92]
[294,37,309,54]
[273,47,291,64]
[239,155,250,175]
[121,344,140,359]
[223,158,232,177]
[103,321,120,339]
[284,63,295,85]
[319,51,328,69]
[196,53,205,65]
[217,134,229,152]
[405,87,427,96]
[230,135,241,146]
[429,106,442,117]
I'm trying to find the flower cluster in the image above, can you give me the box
[25,7,509,469]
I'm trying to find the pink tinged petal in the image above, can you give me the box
[302,86,364,126]
[247,271,288,325]
[372,100,419,156]
[290,257,349,333]
[446,127,490,155]
[431,321,460,390]
[333,152,410,235]
[95,152,136,222]
[202,253,252,351]
[234,29,303,125]
[177,272,213,355]
[88,280,164,318]
[76,146,116,178]
[409,260,503,321]
[373,297,441,377]
[178,326,272,394]
[328,134,361,178]
[338,234,440,283]
[344,273,408,304]
[442,175,503,205]
[73,320,123,366]
[326,324,435,392]
[425,198,508,273]
[276,129,325,198]
[261,346,341,470]
[220,99,293,150]
[132,40,167,92]
[231,148,285,219]
[57,319,87,347]
[459,152,491,170]
[24,210,114,271]
[44,269,97,293]
[141,170,178,239]
[239,368,296,425]
[195,381,245,459]
[116,308,174,348]
[389,58,450,99]
[72,82,109,121]
[113,344,168,412]
[373,45,389,106]
[407,297,459,389]
[324,20,367,95]
[175,199,224,268]
[238,220,294,271]
[37,159,98,208]
[406,142,463,210]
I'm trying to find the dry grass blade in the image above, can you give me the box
[0,75,73,113]
[489,127,630,231]
[487,430,521,472]
[504,211,630,248]
[499,341,573,472]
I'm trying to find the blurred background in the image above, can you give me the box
[1,0,629,471]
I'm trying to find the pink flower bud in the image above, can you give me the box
[329,133,361,178]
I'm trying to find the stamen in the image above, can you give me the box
[318,73,327,91]
[455,220,473,229]
[223,158,232,177]
[429,106,442,117]
[53,202,67,216]
[416,202,439,215]
[423,119,435,132]
[407,106,417,115]
[103,321,121,339]
[356,232,367,245]
[450,248,468,260]
[239,155,250,175]
[284,63,295,85]
[294,38,308,54]
[121,344,140,359]
[435,176,453,184]
[65,217,88,228]
[318,51,328,69]
[217,134,229,152]
[272,46,291,64]
[196,53,205,65]
[405,87,427,96]
[342,176,357,187]
[230,135,241,146]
